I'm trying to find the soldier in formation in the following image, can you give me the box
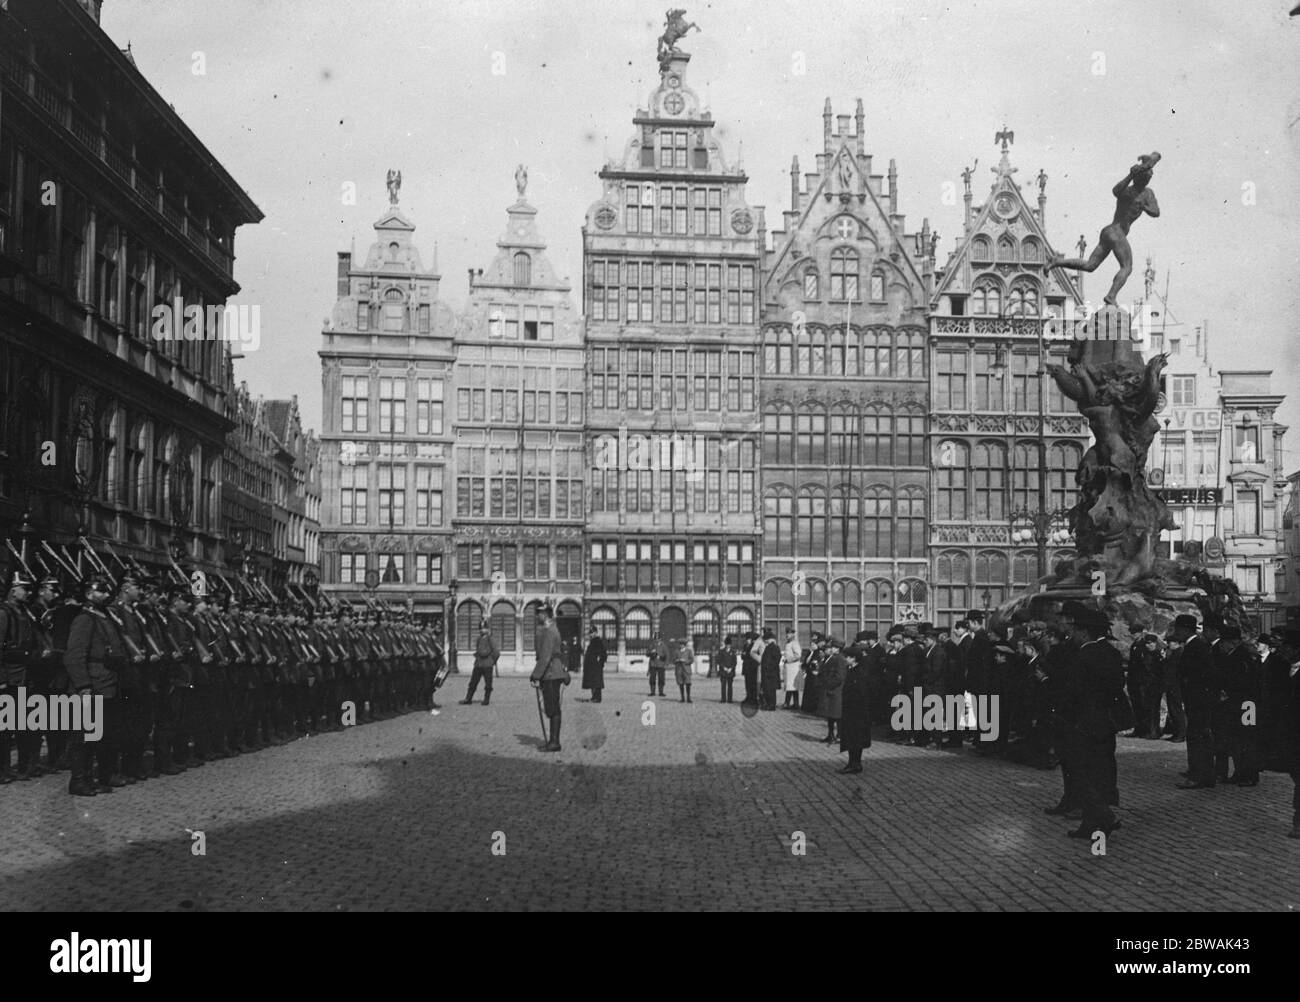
[0,550,444,797]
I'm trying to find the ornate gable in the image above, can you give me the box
[932,133,1082,314]
[763,98,932,325]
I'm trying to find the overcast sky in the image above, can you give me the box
[101,0,1300,462]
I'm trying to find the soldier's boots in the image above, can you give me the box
[543,713,562,753]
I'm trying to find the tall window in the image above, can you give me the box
[625,607,653,653]
[869,270,885,301]
[863,580,893,638]
[490,602,517,652]
[415,466,442,526]
[974,350,1005,410]
[1011,442,1040,512]
[830,406,857,467]
[1235,424,1260,464]
[660,130,688,168]
[341,465,368,525]
[456,600,483,653]
[972,442,1006,520]
[340,552,366,585]
[830,248,859,300]
[936,441,969,520]
[1234,490,1260,535]
[764,487,795,557]
[1164,439,1187,483]
[798,579,829,639]
[863,487,892,558]
[1049,443,1082,510]
[762,580,795,640]
[513,252,531,286]
[897,487,926,558]
[1009,350,1039,412]
[863,407,892,466]
[1007,283,1039,317]
[829,485,860,558]
[726,541,756,592]
[1191,433,1217,482]
[936,552,970,625]
[383,289,406,331]
[972,281,1001,317]
[936,350,968,410]
[415,553,443,585]
[342,376,369,433]
[804,271,819,300]
[830,580,861,642]
[1169,375,1196,406]
[591,540,619,590]
[797,487,826,555]
[591,607,618,646]
[416,379,443,435]
[796,407,827,466]
[379,377,406,434]
[764,405,795,464]
[897,407,925,466]
[975,551,1009,607]
[95,219,119,319]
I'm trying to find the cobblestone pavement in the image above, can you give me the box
[2,676,1297,911]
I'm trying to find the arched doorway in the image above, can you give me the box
[660,605,687,641]
[557,600,582,671]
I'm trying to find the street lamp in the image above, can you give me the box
[448,578,459,674]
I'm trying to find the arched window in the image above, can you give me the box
[490,601,517,652]
[863,328,892,377]
[830,579,861,642]
[843,326,860,376]
[811,326,826,375]
[803,269,819,300]
[863,406,893,465]
[763,404,795,464]
[456,599,483,653]
[997,235,1017,262]
[1011,442,1041,512]
[799,578,829,639]
[1007,282,1039,317]
[777,327,793,372]
[897,578,927,617]
[895,330,925,379]
[513,251,532,286]
[797,486,826,555]
[763,579,794,639]
[692,607,720,652]
[796,405,827,465]
[383,287,406,331]
[936,440,969,520]
[829,484,860,558]
[625,606,653,653]
[935,551,970,625]
[869,269,885,301]
[1012,551,1038,586]
[795,324,811,373]
[1050,442,1083,510]
[830,248,859,300]
[591,606,618,645]
[522,600,544,652]
[829,404,857,467]
[974,551,1009,608]
[763,486,795,557]
[972,280,1001,317]
[973,441,1007,520]
[897,486,926,558]
[829,328,845,375]
[863,579,894,637]
[972,236,992,262]
[863,486,893,558]
[725,607,754,639]
[1022,238,1041,263]
[896,405,926,466]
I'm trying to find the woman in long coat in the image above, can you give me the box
[582,627,607,703]
[759,630,781,710]
[839,633,873,773]
[818,638,846,743]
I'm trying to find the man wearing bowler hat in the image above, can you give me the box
[1167,614,1218,789]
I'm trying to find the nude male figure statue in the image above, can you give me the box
[1048,152,1161,305]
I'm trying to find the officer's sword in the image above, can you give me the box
[533,683,547,743]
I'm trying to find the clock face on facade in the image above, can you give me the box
[664,92,685,115]
[993,193,1017,219]
[594,204,618,229]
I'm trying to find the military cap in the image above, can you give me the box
[38,576,62,592]
[8,571,35,589]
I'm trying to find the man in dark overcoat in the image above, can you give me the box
[582,626,607,703]
[1058,607,1125,839]
[839,633,872,773]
